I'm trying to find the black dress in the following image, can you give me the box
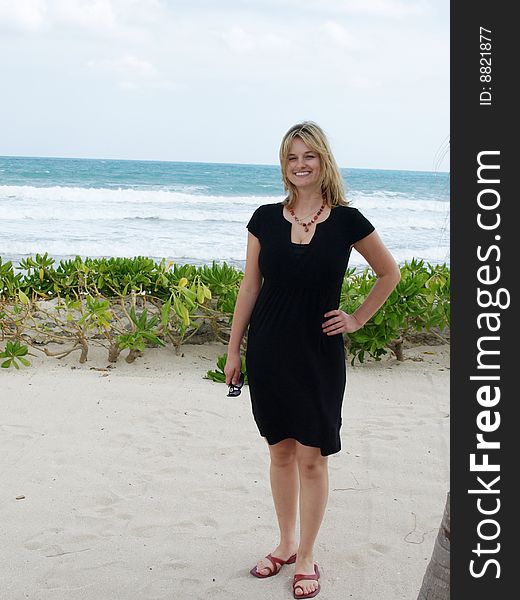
[245,201,375,456]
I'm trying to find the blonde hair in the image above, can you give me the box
[279,121,349,209]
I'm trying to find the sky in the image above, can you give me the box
[0,0,449,171]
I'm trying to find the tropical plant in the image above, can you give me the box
[0,340,31,369]
[117,306,166,363]
[342,259,450,364]
[206,352,248,384]
[0,254,450,368]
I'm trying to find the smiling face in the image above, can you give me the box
[285,137,321,192]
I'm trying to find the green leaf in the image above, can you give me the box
[161,298,171,328]
[197,284,205,304]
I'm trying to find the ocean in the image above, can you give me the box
[0,156,449,271]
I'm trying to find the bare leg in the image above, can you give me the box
[255,438,299,575]
[294,441,329,596]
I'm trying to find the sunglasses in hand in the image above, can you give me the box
[227,371,245,397]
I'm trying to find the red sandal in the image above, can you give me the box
[293,563,320,598]
[250,552,297,578]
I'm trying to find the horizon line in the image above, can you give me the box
[0,154,450,175]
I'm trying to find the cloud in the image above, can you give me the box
[220,27,254,53]
[313,0,430,17]
[0,0,47,32]
[87,54,181,91]
[319,22,355,49]
[218,25,292,54]
[228,0,431,18]
[53,0,118,33]
[89,55,159,77]
[0,0,164,38]
[0,0,447,169]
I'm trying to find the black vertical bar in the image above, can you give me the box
[451,2,514,597]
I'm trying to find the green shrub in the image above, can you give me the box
[342,258,450,364]
[0,254,449,369]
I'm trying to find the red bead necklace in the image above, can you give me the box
[289,203,326,232]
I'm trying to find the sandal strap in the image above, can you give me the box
[256,552,296,575]
[293,564,320,584]
[261,553,282,574]
[294,573,319,583]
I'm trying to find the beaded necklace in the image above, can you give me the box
[289,203,326,233]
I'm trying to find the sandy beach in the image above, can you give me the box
[1,340,449,600]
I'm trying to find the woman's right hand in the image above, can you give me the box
[224,351,242,386]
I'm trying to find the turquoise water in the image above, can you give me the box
[0,156,450,269]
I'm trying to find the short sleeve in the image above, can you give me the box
[347,207,375,245]
[246,205,263,240]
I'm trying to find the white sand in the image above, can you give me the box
[0,341,449,600]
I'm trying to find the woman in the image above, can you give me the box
[224,121,400,598]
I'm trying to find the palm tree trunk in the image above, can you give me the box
[417,491,450,599]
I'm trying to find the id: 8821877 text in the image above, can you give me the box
[480,27,492,106]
